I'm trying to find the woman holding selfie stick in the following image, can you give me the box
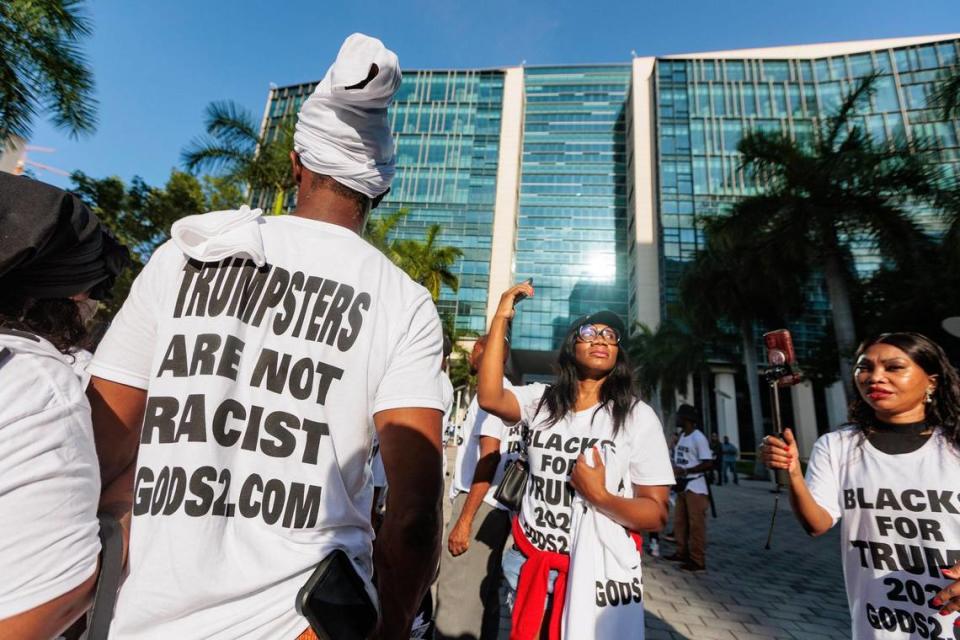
[477,281,674,640]
[762,332,960,639]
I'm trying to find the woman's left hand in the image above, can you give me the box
[932,562,960,616]
[570,447,609,506]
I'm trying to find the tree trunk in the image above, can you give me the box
[272,188,285,216]
[821,243,857,404]
[741,321,768,479]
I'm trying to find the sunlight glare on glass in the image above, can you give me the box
[583,253,615,282]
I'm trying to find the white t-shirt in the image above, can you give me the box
[806,427,960,639]
[451,378,520,510]
[88,215,445,640]
[0,330,101,618]
[673,430,712,495]
[441,371,454,427]
[509,383,675,554]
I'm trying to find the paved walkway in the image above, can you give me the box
[644,478,850,640]
[440,447,852,639]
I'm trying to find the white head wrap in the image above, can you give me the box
[293,33,402,199]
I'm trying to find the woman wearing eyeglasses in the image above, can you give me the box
[762,332,960,639]
[477,282,674,640]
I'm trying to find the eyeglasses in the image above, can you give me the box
[576,324,621,345]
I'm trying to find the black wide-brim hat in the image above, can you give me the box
[570,310,627,337]
[0,173,130,300]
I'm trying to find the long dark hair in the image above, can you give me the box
[0,292,88,354]
[849,332,960,450]
[536,323,639,436]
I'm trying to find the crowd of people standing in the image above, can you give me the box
[1,31,960,640]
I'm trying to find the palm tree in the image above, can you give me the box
[0,0,97,142]
[182,101,295,215]
[679,220,806,474]
[726,74,936,401]
[393,224,463,302]
[629,316,711,424]
[363,208,410,264]
[933,63,960,120]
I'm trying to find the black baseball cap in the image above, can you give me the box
[676,404,699,424]
[571,310,627,338]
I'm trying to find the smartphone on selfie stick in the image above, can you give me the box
[762,329,802,549]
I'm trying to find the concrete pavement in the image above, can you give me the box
[643,478,851,639]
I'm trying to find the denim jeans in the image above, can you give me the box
[498,545,560,639]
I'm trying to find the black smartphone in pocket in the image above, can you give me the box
[296,549,379,640]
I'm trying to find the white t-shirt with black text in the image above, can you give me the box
[451,379,520,510]
[0,331,101,618]
[89,215,445,639]
[673,430,712,495]
[509,383,675,554]
[806,427,960,639]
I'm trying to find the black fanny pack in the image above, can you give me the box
[674,474,702,493]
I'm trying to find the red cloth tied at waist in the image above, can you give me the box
[510,516,645,640]
[510,516,570,640]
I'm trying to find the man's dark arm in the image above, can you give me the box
[87,377,147,562]
[447,436,500,556]
[373,407,443,640]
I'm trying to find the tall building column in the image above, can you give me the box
[713,368,741,450]
[825,380,848,431]
[484,67,524,328]
[790,381,818,459]
[628,57,660,332]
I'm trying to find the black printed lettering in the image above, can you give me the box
[338,292,370,351]
[157,335,188,377]
[141,396,179,444]
[273,270,305,335]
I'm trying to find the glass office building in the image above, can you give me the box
[654,39,960,355]
[512,66,631,354]
[264,34,960,443]
[260,70,504,333]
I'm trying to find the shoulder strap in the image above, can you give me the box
[0,347,11,370]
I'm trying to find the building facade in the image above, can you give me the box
[263,34,960,450]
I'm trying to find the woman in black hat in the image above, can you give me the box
[0,174,128,639]
[477,282,674,639]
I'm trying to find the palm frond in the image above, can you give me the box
[204,100,260,148]
[181,135,248,174]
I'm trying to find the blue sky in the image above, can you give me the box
[26,0,960,190]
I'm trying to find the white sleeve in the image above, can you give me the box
[805,433,842,525]
[0,401,100,617]
[88,241,182,389]
[628,403,676,486]
[695,431,714,462]
[506,383,548,426]
[477,410,506,440]
[373,293,445,414]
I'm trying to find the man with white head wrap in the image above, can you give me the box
[88,33,445,640]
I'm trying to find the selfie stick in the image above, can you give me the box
[764,376,789,550]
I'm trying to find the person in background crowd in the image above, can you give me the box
[721,436,739,485]
[0,174,128,639]
[666,404,713,572]
[440,333,455,478]
[85,33,445,640]
[762,332,960,639]
[478,281,674,639]
[435,334,516,640]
